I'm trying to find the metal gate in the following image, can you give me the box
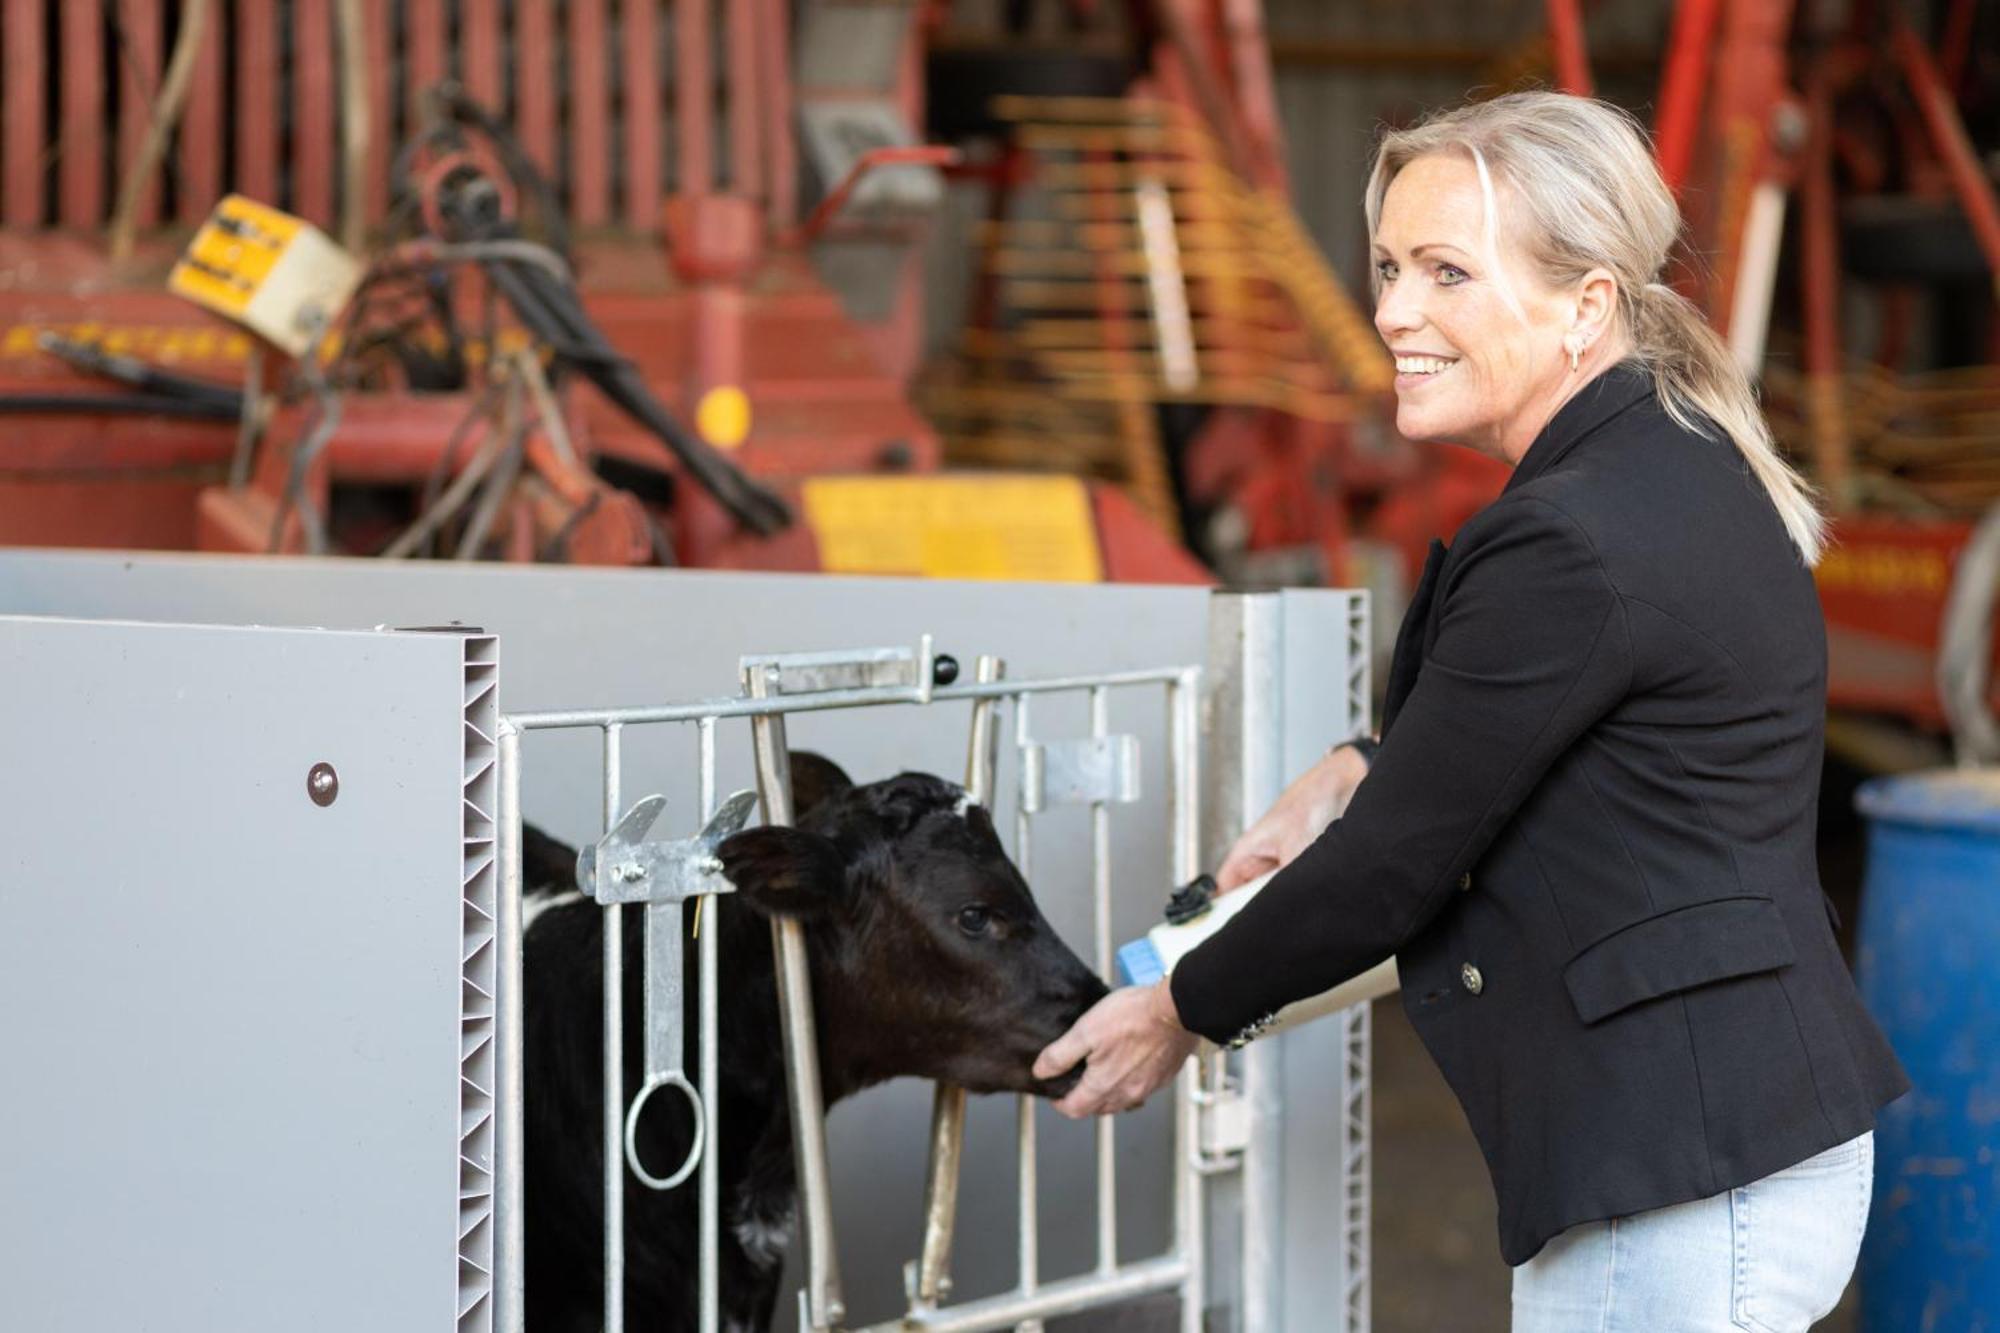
[492,590,1377,1333]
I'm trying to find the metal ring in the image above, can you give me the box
[623,1071,705,1192]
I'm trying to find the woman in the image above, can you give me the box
[1033,92,1907,1331]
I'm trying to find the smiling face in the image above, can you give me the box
[1372,152,1599,464]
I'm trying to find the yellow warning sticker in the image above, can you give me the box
[168,195,360,355]
[802,475,1103,582]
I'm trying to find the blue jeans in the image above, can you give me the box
[1511,1133,1873,1332]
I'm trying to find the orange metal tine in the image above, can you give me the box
[59,0,105,227]
[516,1,558,178]
[4,0,46,227]
[362,0,392,226]
[177,4,224,223]
[1892,20,2000,303]
[1545,0,1594,96]
[462,0,504,113]
[623,0,662,228]
[727,0,763,199]
[405,0,446,129]
[295,0,335,225]
[758,0,797,225]
[676,0,714,197]
[570,0,612,225]
[115,0,164,228]
[235,0,280,206]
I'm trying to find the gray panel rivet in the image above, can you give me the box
[307,762,339,807]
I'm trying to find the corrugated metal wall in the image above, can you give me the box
[1264,0,1678,291]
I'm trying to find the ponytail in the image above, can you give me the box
[1630,281,1827,565]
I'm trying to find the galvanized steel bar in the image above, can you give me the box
[744,664,845,1330]
[1168,671,1204,1333]
[495,721,526,1333]
[1017,1094,1040,1323]
[1091,685,1118,1273]
[914,656,1001,1310]
[1013,690,1039,1326]
[508,667,1190,732]
[855,1255,1191,1333]
[698,717,721,1333]
[602,723,626,1333]
[914,1081,967,1309]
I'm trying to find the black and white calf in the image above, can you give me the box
[522,753,1109,1333]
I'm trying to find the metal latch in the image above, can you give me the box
[1195,1076,1252,1170]
[579,788,757,1190]
[1021,734,1142,812]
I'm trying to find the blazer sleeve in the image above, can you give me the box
[1171,495,1634,1044]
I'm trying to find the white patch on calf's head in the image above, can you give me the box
[732,1202,794,1271]
[521,888,585,933]
[952,786,977,818]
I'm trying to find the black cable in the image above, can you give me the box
[37,336,243,410]
[0,393,238,419]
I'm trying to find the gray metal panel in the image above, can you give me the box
[1202,591,1372,1333]
[0,554,1220,1328]
[0,615,475,1332]
[1275,589,1374,1333]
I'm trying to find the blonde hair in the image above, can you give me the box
[1364,92,1826,565]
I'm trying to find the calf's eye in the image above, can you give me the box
[956,905,993,937]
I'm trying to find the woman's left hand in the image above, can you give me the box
[1034,981,1201,1118]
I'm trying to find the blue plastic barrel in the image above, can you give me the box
[1855,770,2000,1331]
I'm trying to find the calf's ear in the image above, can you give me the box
[718,827,847,920]
[786,750,854,819]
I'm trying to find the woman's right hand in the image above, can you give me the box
[1213,743,1372,891]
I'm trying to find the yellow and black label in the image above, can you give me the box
[802,475,1103,582]
[168,195,360,356]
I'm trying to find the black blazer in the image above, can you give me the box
[1172,363,1907,1265]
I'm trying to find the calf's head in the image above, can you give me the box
[718,754,1108,1098]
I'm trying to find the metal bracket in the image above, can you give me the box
[578,789,757,1191]
[1021,734,1142,812]
[738,635,940,702]
[579,789,757,907]
[1194,1074,1252,1172]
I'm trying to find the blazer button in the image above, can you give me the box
[1458,872,1473,891]
[1460,962,1484,995]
